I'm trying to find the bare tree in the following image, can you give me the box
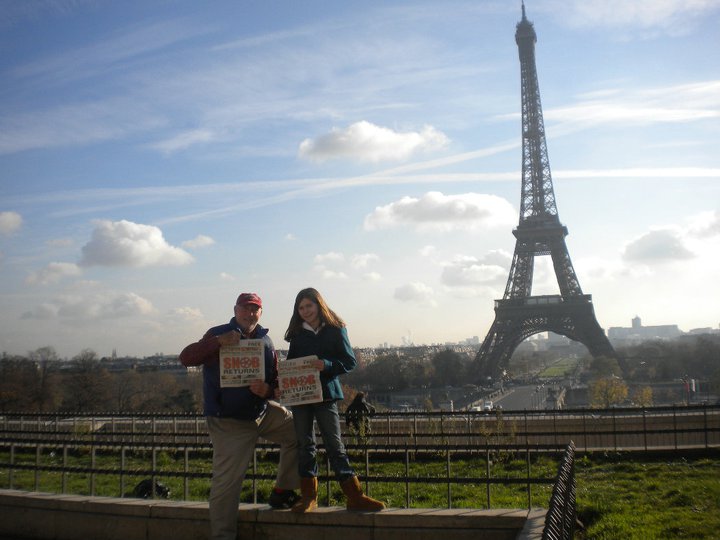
[61,349,113,412]
[0,356,36,410]
[27,347,61,411]
[114,370,146,411]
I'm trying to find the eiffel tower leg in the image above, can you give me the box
[474,316,522,381]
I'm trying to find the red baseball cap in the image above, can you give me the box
[236,292,262,308]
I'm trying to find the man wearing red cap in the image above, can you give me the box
[180,292,299,540]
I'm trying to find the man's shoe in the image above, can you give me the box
[269,489,300,509]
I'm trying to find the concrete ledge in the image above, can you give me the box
[0,489,545,540]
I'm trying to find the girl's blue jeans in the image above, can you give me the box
[291,400,355,481]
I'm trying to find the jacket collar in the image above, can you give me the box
[302,321,325,335]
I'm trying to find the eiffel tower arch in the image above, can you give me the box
[474,4,616,380]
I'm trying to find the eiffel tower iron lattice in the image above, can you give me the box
[473,3,616,380]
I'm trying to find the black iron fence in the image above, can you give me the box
[0,435,563,509]
[1,405,717,513]
[541,441,576,540]
[2,404,718,450]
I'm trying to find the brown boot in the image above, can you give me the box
[340,476,385,512]
[291,476,318,513]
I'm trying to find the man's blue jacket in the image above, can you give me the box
[179,318,278,420]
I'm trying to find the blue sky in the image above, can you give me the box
[1,0,718,358]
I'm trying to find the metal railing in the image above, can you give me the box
[541,441,576,540]
[3,404,718,451]
[2,405,717,514]
[0,435,563,509]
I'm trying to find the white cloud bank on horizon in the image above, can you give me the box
[0,211,23,235]
[79,219,194,267]
[364,191,517,232]
[298,121,449,163]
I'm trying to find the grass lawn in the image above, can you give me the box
[575,451,720,539]
[1,446,718,538]
[539,357,581,378]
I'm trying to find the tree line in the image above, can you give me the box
[0,347,201,413]
[1,334,718,413]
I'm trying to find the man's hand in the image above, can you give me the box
[249,380,270,398]
[216,330,241,347]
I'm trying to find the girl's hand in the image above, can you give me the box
[312,359,325,371]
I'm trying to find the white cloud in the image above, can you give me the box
[364,191,516,232]
[298,121,449,163]
[686,210,720,238]
[20,303,59,320]
[182,234,215,249]
[622,228,695,262]
[220,272,235,281]
[545,0,719,34]
[170,306,204,320]
[22,291,155,321]
[419,245,437,257]
[79,219,194,267]
[351,253,379,269]
[541,81,720,132]
[314,252,345,264]
[575,256,652,282]
[285,233,296,241]
[441,253,510,288]
[26,262,82,285]
[151,128,217,154]
[312,252,380,280]
[318,268,348,280]
[0,211,22,235]
[363,272,382,281]
[0,98,164,155]
[394,282,436,304]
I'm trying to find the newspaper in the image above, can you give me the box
[219,340,265,388]
[278,355,323,406]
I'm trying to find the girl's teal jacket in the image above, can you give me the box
[286,325,356,401]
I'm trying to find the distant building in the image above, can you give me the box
[687,326,720,335]
[608,316,682,344]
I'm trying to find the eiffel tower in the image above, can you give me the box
[474,3,616,380]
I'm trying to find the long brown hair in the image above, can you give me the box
[284,287,345,341]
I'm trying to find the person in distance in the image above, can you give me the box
[179,292,300,540]
[345,391,376,438]
[283,287,385,513]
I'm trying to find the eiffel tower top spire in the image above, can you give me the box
[514,2,558,225]
[517,2,535,43]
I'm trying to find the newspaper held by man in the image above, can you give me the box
[279,355,323,406]
[219,340,265,388]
